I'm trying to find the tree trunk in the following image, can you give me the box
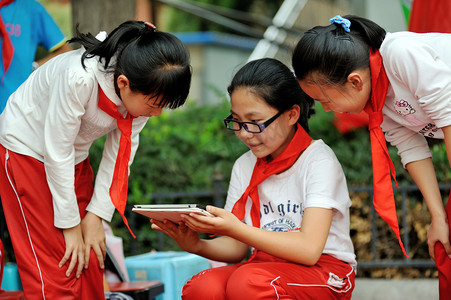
[71,0,136,36]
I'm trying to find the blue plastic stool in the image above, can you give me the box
[1,263,22,291]
[125,251,210,300]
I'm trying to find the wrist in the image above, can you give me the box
[429,206,447,219]
[191,239,210,256]
[228,220,247,241]
[430,213,448,224]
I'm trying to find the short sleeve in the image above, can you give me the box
[303,149,350,214]
[32,1,67,51]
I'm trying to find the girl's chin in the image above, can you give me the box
[250,148,268,158]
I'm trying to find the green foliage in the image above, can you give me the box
[89,101,450,255]
[41,0,73,37]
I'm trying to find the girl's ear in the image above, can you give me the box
[347,72,364,90]
[287,105,301,125]
[117,74,130,90]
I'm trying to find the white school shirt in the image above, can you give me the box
[379,32,451,167]
[0,48,148,228]
[224,140,357,268]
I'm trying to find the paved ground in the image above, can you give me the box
[353,279,439,299]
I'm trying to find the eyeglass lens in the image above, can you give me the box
[226,120,262,133]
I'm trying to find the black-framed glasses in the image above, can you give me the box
[223,111,284,133]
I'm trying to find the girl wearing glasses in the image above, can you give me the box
[292,15,451,298]
[0,21,191,299]
[151,58,356,299]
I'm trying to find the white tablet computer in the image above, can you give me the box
[132,204,214,223]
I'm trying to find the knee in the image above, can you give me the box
[182,269,226,300]
[225,265,285,299]
[225,266,259,298]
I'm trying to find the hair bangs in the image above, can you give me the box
[137,64,192,109]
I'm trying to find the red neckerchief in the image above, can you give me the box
[364,49,408,257]
[98,86,136,237]
[435,193,451,298]
[0,0,14,84]
[231,123,312,228]
[0,238,4,287]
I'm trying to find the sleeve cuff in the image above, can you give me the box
[86,203,115,222]
[54,216,81,229]
[400,149,432,168]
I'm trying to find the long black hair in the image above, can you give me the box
[292,15,386,84]
[228,58,314,132]
[69,21,191,109]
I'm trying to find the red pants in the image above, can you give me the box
[182,251,355,300]
[0,145,104,299]
[435,193,451,300]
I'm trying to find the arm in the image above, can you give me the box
[406,157,449,258]
[44,66,95,275]
[382,36,451,258]
[183,205,332,266]
[231,207,332,265]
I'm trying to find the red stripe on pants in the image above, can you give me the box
[435,193,451,300]
[0,145,104,299]
[182,251,355,300]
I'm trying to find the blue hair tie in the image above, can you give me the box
[329,15,351,32]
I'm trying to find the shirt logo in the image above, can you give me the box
[393,99,422,125]
[5,23,21,37]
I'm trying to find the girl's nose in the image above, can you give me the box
[236,126,254,138]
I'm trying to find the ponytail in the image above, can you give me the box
[69,21,152,70]
[292,15,386,84]
[69,21,192,109]
[344,15,386,49]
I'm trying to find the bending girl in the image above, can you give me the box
[0,21,191,299]
[292,14,451,298]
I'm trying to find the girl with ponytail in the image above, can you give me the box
[293,15,451,299]
[0,20,191,299]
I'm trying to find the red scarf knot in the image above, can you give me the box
[98,86,136,238]
[231,123,312,228]
[367,110,383,130]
